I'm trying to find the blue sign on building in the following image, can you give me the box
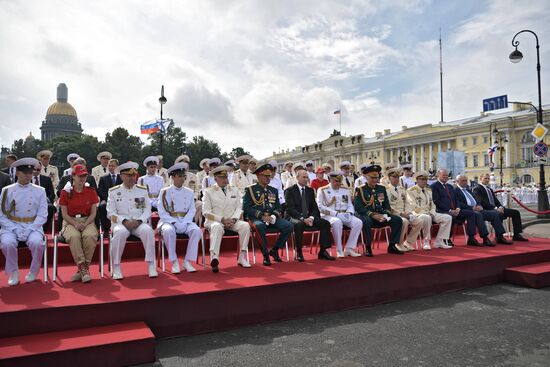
[483,95,508,112]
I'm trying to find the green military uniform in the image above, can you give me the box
[353,164,403,255]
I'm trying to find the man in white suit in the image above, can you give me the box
[203,166,251,272]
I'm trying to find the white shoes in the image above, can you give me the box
[171,260,181,274]
[344,248,361,257]
[25,272,37,283]
[422,241,431,250]
[8,270,19,286]
[336,250,345,258]
[112,264,124,280]
[402,241,414,251]
[238,252,251,268]
[184,260,196,273]
[396,244,408,252]
[434,239,452,249]
[148,262,158,278]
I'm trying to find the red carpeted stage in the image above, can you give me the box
[1,236,549,366]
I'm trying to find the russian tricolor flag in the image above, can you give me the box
[140,120,161,134]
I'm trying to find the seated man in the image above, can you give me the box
[285,169,335,262]
[203,166,251,272]
[138,156,165,211]
[243,163,293,266]
[385,167,425,251]
[157,163,201,274]
[317,171,362,258]
[98,159,122,234]
[473,173,528,241]
[353,164,403,256]
[407,171,452,249]
[0,158,48,286]
[107,162,157,279]
[430,169,494,247]
[455,174,513,245]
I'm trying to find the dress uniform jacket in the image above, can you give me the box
[400,175,415,189]
[280,171,297,190]
[341,174,354,193]
[231,169,256,197]
[106,184,151,224]
[138,174,165,208]
[91,165,108,185]
[407,185,452,242]
[40,164,60,189]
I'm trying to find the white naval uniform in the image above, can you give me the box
[63,168,72,177]
[341,174,354,194]
[157,185,201,263]
[316,185,362,252]
[91,165,109,185]
[306,170,316,183]
[386,184,423,245]
[107,184,155,265]
[40,164,60,189]
[138,174,164,209]
[354,176,367,189]
[201,175,216,196]
[182,172,202,223]
[202,184,250,259]
[231,169,256,197]
[269,176,285,205]
[196,170,207,194]
[280,171,297,190]
[0,183,48,275]
[407,185,452,243]
[399,175,415,189]
[157,167,170,186]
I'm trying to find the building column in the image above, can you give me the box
[447,139,452,150]
[390,149,394,164]
[420,144,425,170]
[438,141,442,153]
[412,145,417,171]
[429,143,433,169]
[397,148,402,166]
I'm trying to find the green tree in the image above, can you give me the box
[45,134,103,171]
[227,147,250,160]
[104,128,144,164]
[10,137,45,160]
[186,136,222,170]
[143,124,188,168]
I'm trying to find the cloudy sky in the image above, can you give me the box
[1,0,549,159]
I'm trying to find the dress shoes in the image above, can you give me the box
[336,250,345,258]
[446,239,455,247]
[513,234,529,242]
[422,241,431,250]
[395,244,408,252]
[296,250,305,262]
[388,243,404,255]
[344,248,361,257]
[269,248,283,262]
[8,270,19,286]
[210,258,219,273]
[112,265,124,280]
[237,253,251,268]
[263,257,272,266]
[318,250,335,261]
[434,239,452,249]
[482,237,496,247]
[171,260,181,274]
[184,260,197,273]
[466,237,483,247]
[25,271,38,283]
[148,262,159,278]
[496,236,513,245]
[365,246,374,257]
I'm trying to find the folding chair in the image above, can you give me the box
[157,231,206,272]
[248,220,289,264]
[195,228,252,268]
[290,227,320,260]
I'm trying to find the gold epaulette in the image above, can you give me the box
[318,184,330,191]
[109,185,121,191]
[136,184,147,190]
[408,185,420,192]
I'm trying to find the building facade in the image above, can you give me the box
[265,104,550,186]
[40,83,83,141]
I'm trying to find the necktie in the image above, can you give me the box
[486,186,495,206]
[34,176,39,185]
[111,174,116,185]
[443,183,455,209]
[395,187,398,192]
[103,167,107,173]
[222,187,227,195]
[44,167,48,174]
[345,177,350,186]
[463,189,475,206]
[301,187,308,218]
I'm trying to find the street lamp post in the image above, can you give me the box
[510,30,549,219]
[158,85,167,156]
[488,121,498,173]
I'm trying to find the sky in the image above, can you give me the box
[1,0,549,159]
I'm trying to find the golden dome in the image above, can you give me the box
[46,102,77,117]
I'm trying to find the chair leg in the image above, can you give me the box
[201,235,206,269]
[161,238,166,272]
[52,236,57,282]
[100,233,104,278]
[360,230,366,254]
[384,227,390,245]
[43,237,48,282]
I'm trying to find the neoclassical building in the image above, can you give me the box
[40,83,83,141]
[265,104,550,185]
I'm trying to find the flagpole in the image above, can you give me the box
[439,28,444,123]
[339,110,342,133]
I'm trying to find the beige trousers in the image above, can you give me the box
[62,218,98,265]
[400,216,424,244]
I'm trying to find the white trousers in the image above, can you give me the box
[322,214,362,251]
[206,220,250,259]
[415,213,452,241]
[159,222,201,262]
[0,231,44,275]
[110,223,156,265]
[400,216,424,244]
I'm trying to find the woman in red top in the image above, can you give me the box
[310,167,329,193]
[58,165,99,283]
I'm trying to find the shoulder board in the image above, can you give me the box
[109,185,121,191]
[136,184,148,190]
[357,184,366,189]
[319,185,329,191]
[409,186,420,192]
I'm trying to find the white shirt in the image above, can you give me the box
[0,182,48,235]
[138,174,165,208]
[354,176,367,189]
[269,176,285,205]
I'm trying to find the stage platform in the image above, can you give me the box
[1,237,549,366]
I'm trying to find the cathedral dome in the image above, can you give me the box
[46,101,77,117]
[40,83,83,141]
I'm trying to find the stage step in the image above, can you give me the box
[0,322,155,367]
[504,261,550,289]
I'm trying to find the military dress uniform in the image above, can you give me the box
[353,165,403,256]
[385,178,423,250]
[317,173,362,257]
[203,166,251,270]
[138,174,164,209]
[0,158,48,285]
[231,168,256,197]
[280,169,297,190]
[107,162,157,279]
[91,151,112,185]
[157,163,201,274]
[37,150,60,189]
[243,164,293,265]
[407,171,452,249]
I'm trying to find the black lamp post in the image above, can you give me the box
[510,30,549,219]
[158,85,167,156]
[488,122,498,173]
[493,127,508,186]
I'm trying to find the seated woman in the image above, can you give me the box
[58,164,99,283]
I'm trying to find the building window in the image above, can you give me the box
[483,154,489,166]
[462,138,468,146]
[464,155,468,167]
[473,155,479,167]
[472,137,478,145]
[483,136,488,144]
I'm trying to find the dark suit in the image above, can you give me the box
[473,184,523,235]
[97,173,122,233]
[430,180,479,238]
[32,174,56,232]
[0,171,11,191]
[455,186,503,237]
[285,184,332,252]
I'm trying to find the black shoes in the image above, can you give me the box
[446,239,455,247]
[482,237,495,247]
[365,245,373,257]
[210,258,219,273]
[467,237,483,247]
[513,234,529,242]
[263,257,272,266]
[296,250,305,262]
[387,244,404,255]
[496,236,513,245]
[269,248,283,262]
[318,250,335,261]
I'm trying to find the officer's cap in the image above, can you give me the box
[305,160,314,166]
[168,162,188,175]
[284,161,293,167]
[293,162,305,171]
[322,163,332,170]
[199,158,210,167]
[208,158,221,167]
[66,153,80,163]
[249,158,258,164]
[384,163,397,172]
[143,156,159,167]
[413,171,430,180]
[386,167,402,177]
[224,159,236,167]
[328,170,343,181]
[401,164,413,170]
[175,155,190,164]
[96,151,112,162]
[211,166,229,177]
[362,164,382,178]
[268,160,278,168]
[117,161,139,175]
[236,155,252,163]
[11,158,39,173]
[339,161,351,168]
[254,163,274,176]
[36,150,53,159]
